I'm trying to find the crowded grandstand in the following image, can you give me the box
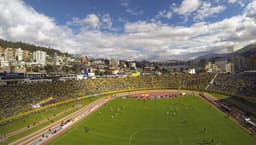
[0,72,255,120]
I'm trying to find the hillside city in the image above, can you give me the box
[0,39,255,85]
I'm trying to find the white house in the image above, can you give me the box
[15,48,23,61]
[33,50,46,66]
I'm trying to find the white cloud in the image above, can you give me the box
[245,0,256,20]
[174,0,201,15]
[194,2,226,21]
[0,0,79,54]
[228,0,238,3]
[227,0,245,7]
[125,9,144,16]
[125,21,159,33]
[157,10,172,19]
[69,14,100,29]
[84,14,100,29]
[120,0,129,8]
[68,14,114,31]
[172,0,226,21]
[120,0,143,16]
[101,14,112,30]
[0,0,256,61]
[155,3,173,20]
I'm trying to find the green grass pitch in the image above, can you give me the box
[50,96,256,145]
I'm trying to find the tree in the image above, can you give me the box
[62,65,71,74]
[44,65,58,73]
[95,69,101,75]
[71,64,80,74]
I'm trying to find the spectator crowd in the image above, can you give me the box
[0,72,255,119]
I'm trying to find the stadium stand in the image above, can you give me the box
[208,72,256,97]
[0,73,255,119]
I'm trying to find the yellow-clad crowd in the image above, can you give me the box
[0,73,255,120]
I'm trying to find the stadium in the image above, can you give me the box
[1,0,256,145]
[0,73,256,145]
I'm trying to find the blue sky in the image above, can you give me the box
[25,0,246,27]
[0,0,256,60]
